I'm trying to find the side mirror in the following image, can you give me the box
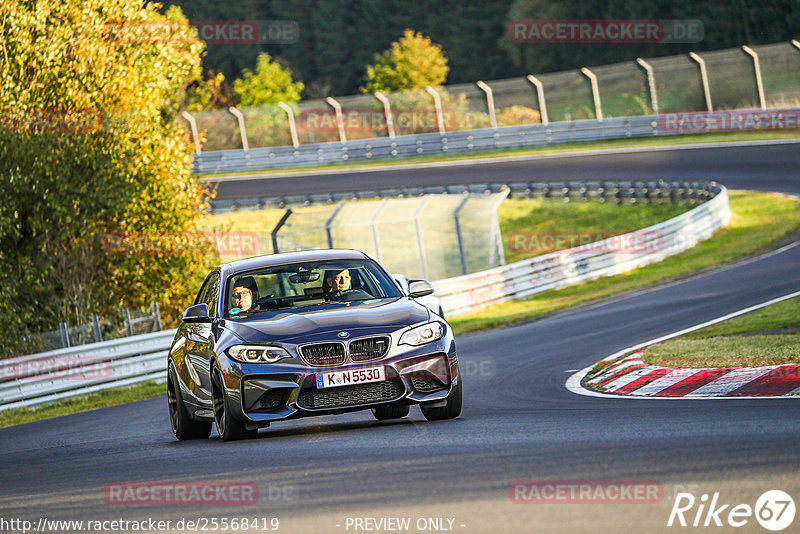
[408,279,434,298]
[183,303,212,323]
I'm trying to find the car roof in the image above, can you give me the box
[220,249,370,277]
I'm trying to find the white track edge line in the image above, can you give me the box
[565,288,800,400]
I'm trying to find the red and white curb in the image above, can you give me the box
[584,350,800,397]
[566,286,800,400]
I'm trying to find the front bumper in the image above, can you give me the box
[217,334,459,427]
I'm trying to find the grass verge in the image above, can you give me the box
[201,130,800,178]
[450,191,800,335]
[0,380,165,429]
[641,296,800,368]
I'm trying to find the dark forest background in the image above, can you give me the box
[165,0,800,97]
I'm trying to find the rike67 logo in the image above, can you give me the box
[668,490,795,531]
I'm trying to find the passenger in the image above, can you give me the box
[232,276,258,312]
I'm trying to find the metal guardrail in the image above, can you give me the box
[0,181,729,411]
[432,183,730,316]
[0,330,176,411]
[193,108,800,175]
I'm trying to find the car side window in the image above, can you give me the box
[201,272,221,318]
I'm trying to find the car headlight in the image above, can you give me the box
[399,322,445,346]
[227,345,291,364]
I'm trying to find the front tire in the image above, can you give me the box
[167,363,212,440]
[421,380,462,421]
[211,365,257,441]
[372,404,410,420]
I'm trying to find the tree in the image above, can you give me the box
[0,0,215,353]
[233,53,304,106]
[363,29,450,93]
[184,71,235,111]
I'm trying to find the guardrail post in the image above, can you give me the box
[689,52,713,112]
[374,92,396,138]
[59,322,70,348]
[741,46,766,111]
[526,75,549,126]
[91,316,103,343]
[271,208,293,254]
[476,81,497,129]
[580,67,603,121]
[228,107,250,151]
[123,309,133,337]
[454,196,470,275]
[325,97,347,143]
[277,102,300,148]
[152,302,162,332]
[635,58,659,115]
[425,86,446,134]
[325,203,345,249]
[180,111,202,154]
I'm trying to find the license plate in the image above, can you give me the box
[316,366,385,389]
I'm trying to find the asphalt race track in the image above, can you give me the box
[2,140,799,533]
[208,140,800,200]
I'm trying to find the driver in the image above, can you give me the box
[323,269,352,301]
[231,276,258,312]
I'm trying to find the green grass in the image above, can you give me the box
[201,130,800,178]
[0,380,166,428]
[643,336,800,368]
[499,198,690,264]
[639,296,800,368]
[450,191,800,335]
[683,296,800,339]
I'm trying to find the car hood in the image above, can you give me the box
[218,297,430,344]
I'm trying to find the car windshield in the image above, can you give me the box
[225,259,401,317]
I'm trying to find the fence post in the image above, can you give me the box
[635,58,659,115]
[689,52,713,112]
[370,199,389,263]
[91,316,103,343]
[374,92,396,138]
[412,196,432,279]
[278,102,300,148]
[526,75,549,126]
[454,196,470,275]
[325,97,347,143]
[228,107,250,151]
[425,86,446,134]
[123,309,133,337]
[741,46,766,110]
[152,302,163,332]
[580,67,603,121]
[59,322,70,348]
[476,81,497,129]
[325,203,346,249]
[180,111,202,153]
[271,208,293,254]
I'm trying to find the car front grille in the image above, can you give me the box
[411,378,447,393]
[300,342,346,366]
[349,336,390,362]
[298,380,405,410]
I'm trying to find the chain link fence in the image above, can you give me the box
[184,41,800,153]
[17,303,163,356]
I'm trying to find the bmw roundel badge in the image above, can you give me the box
[338,331,350,339]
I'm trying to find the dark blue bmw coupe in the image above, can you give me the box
[167,249,461,441]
